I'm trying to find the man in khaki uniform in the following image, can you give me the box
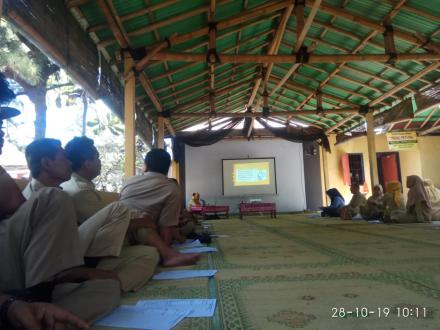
[24,138,159,292]
[62,137,198,267]
[120,148,201,266]
[0,75,119,323]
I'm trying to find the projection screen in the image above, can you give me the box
[222,158,277,196]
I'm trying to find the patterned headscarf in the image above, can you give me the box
[386,181,402,207]
[406,175,431,209]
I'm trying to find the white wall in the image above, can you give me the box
[185,139,306,213]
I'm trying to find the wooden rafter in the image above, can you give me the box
[297,0,406,112]
[268,0,322,97]
[146,51,440,64]
[246,3,293,138]
[171,108,359,118]
[369,62,440,107]
[306,0,440,53]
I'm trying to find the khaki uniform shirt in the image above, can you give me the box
[22,178,47,199]
[61,173,107,224]
[120,172,181,227]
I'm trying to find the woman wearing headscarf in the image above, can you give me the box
[382,181,405,222]
[390,175,432,223]
[360,184,384,220]
[423,179,440,206]
[423,179,440,220]
[321,188,345,217]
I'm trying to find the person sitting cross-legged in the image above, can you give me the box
[320,188,345,217]
[23,138,159,292]
[360,184,384,220]
[0,73,119,323]
[120,148,200,266]
[63,137,194,268]
[339,183,367,220]
[390,175,432,223]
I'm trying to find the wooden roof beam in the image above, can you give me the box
[148,51,440,63]
[99,0,291,50]
[369,62,440,107]
[419,117,440,136]
[297,1,406,111]
[246,3,293,138]
[96,0,130,48]
[171,108,359,118]
[325,113,359,134]
[305,0,440,53]
[269,0,322,97]
[88,0,178,33]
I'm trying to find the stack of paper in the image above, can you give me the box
[179,246,218,254]
[172,239,204,248]
[95,306,189,330]
[136,299,217,317]
[153,270,217,280]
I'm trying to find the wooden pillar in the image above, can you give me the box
[157,116,165,149]
[366,112,379,187]
[124,54,136,177]
[171,160,179,182]
[320,144,329,205]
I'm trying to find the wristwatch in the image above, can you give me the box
[0,296,19,326]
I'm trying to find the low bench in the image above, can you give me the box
[190,205,229,219]
[239,202,276,219]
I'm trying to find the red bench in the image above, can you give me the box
[190,205,229,219]
[239,202,276,219]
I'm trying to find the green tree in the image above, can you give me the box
[0,20,72,139]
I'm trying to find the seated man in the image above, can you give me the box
[120,149,200,266]
[24,138,159,292]
[339,183,367,220]
[0,74,119,323]
[62,136,194,267]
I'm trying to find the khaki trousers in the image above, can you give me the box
[0,188,83,290]
[52,279,120,323]
[78,201,130,258]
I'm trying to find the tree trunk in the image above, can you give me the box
[32,92,47,139]
[82,92,88,136]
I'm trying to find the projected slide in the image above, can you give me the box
[223,158,277,196]
[233,162,270,186]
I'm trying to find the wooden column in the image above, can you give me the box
[171,160,179,182]
[157,116,165,149]
[320,144,329,205]
[124,55,136,177]
[365,112,379,187]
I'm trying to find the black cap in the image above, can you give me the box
[0,106,20,120]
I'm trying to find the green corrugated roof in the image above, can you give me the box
[70,0,440,134]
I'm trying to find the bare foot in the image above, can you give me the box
[162,253,201,267]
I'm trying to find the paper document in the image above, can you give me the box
[173,239,204,248]
[153,270,217,280]
[180,246,218,253]
[95,305,188,330]
[136,299,217,317]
